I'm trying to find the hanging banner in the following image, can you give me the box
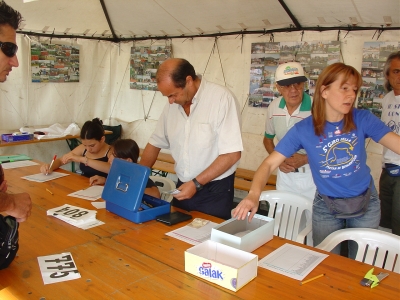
[249,41,340,108]
[357,42,400,118]
[130,45,172,90]
[31,42,79,83]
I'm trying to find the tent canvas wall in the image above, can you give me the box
[0,0,399,184]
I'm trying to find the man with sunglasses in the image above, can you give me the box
[0,2,19,82]
[263,62,316,201]
[0,2,32,223]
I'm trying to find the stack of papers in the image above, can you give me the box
[68,185,104,201]
[166,220,218,245]
[47,204,104,230]
[1,160,38,169]
[258,243,328,280]
[22,172,69,182]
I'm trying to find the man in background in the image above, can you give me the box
[379,51,400,236]
[263,62,316,200]
[0,2,32,222]
[140,58,242,219]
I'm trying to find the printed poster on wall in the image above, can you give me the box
[249,41,340,108]
[31,42,79,83]
[357,42,400,118]
[130,45,172,90]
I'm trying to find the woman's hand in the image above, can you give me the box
[232,192,260,222]
[61,153,82,164]
[40,163,51,175]
[89,175,106,186]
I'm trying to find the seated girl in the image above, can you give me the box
[40,118,111,178]
[90,139,160,198]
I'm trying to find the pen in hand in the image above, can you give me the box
[46,155,57,175]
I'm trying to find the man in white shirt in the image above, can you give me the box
[379,51,400,236]
[263,62,316,200]
[140,58,243,219]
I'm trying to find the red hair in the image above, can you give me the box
[312,63,362,136]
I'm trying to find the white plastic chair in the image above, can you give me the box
[259,190,313,245]
[149,176,176,202]
[316,228,400,273]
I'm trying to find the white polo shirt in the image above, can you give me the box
[381,90,400,166]
[149,75,243,182]
[264,92,312,155]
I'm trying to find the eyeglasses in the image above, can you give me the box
[278,82,304,91]
[0,41,18,58]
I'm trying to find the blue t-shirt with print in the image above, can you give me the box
[275,109,391,198]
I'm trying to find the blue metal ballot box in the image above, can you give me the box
[102,158,170,223]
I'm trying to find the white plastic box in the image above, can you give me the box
[185,240,258,292]
[210,214,274,252]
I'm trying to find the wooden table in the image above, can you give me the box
[1,163,235,299]
[0,134,82,148]
[0,131,113,148]
[1,163,399,299]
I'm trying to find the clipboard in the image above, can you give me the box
[0,154,32,163]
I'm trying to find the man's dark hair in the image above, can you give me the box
[0,1,23,30]
[383,51,400,92]
[171,59,198,88]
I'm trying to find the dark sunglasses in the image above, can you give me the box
[0,41,18,58]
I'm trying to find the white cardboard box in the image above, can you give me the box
[185,240,258,292]
[210,214,274,252]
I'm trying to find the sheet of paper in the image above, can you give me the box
[91,201,106,209]
[47,204,104,229]
[37,252,81,284]
[22,172,69,182]
[68,185,104,201]
[166,220,218,245]
[258,243,328,281]
[1,160,39,169]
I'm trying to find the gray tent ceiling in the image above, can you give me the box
[8,0,400,42]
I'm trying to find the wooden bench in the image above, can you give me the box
[139,149,175,164]
[141,149,277,189]
[234,178,275,192]
[236,167,277,186]
[150,160,275,192]
[151,160,175,176]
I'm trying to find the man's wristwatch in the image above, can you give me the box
[192,178,204,191]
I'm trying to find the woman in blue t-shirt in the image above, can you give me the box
[233,63,400,258]
[40,118,111,178]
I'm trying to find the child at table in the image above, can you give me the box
[90,139,160,198]
[40,118,111,178]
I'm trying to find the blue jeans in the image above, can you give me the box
[312,183,380,259]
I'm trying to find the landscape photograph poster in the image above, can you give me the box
[130,45,172,90]
[249,41,340,108]
[357,41,400,118]
[31,42,79,83]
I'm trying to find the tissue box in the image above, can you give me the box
[210,214,274,252]
[102,158,170,224]
[185,240,258,292]
[2,133,34,142]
